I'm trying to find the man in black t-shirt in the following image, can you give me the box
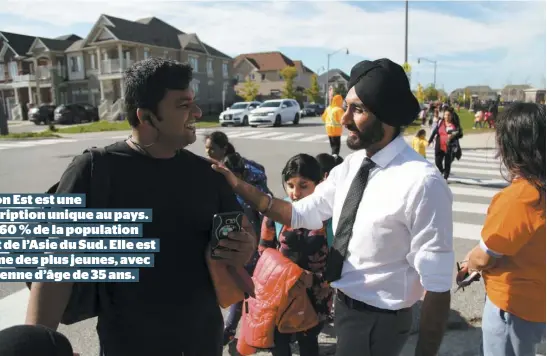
[24,58,257,356]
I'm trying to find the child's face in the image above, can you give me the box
[284,176,317,202]
[419,133,425,139]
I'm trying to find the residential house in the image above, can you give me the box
[63,14,235,120]
[317,68,349,97]
[233,51,315,101]
[523,88,546,103]
[0,31,78,120]
[1,14,234,121]
[500,84,532,102]
[449,85,499,102]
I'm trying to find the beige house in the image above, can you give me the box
[0,14,234,121]
[0,31,79,120]
[233,51,314,100]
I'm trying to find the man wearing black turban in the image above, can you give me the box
[212,58,455,356]
[343,58,421,153]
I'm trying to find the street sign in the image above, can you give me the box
[403,62,412,73]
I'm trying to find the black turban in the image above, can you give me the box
[348,58,420,127]
[0,325,74,356]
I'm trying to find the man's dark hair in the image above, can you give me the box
[123,58,193,127]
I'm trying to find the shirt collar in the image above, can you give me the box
[366,135,407,169]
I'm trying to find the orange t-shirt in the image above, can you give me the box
[481,178,546,322]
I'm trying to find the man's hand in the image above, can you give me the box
[210,158,240,189]
[213,230,257,267]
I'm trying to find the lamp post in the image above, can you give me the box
[404,0,408,64]
[417,57,437,88]
[325,48,349,106]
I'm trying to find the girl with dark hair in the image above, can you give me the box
[427,107,463,180]
[457,102,546,356]
[258,154,333,356]
[204,131,269,193]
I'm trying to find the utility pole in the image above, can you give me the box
[404,0,408,64]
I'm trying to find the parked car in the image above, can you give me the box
[79,103,99,122]
[218,101,261,126]
[54,104,93,124]
[249,99,301,127]
[300,103,325,117]
[29,104,56,125]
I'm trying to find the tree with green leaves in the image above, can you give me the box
[280,66,297,99]
[237,78,260,102]
[423,84,439,101]
[305,74,321,103]
[333,83,347,98]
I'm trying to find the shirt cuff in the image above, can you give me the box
[480,239,504,258]
[416,250,455,292]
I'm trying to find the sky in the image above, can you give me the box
[0,0,545,93]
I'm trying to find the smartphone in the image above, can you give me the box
[211,211,243,249]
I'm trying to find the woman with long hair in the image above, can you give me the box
[457,102,546,356]
[428,107,463,180]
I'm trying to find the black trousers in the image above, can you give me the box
[435,149,453,179]
[271,322,323,356]
[328,136,341,155]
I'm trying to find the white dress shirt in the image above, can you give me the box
[291,135,454,310]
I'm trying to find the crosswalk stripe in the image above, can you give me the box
[299,134,327,142]
[454,222,482,241]
[270,133,308,140]
[449,166,501,176]
[450,186,498,199]
[222,131,261,138]
[248,132,286,139]
[453,201,489,215]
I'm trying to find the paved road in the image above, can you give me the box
[0,117,543,355]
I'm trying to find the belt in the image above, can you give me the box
[336,291,409,315]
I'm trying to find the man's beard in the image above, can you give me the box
[346,117,385,150]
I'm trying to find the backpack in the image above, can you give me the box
[273,197,334,247]
[25,147,111,325]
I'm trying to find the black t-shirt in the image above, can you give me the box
[55,141,241,354]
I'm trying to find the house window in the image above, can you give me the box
[89,53,96,69]
[8,62,17,78]
[70,57,81,72]
[222,62,228,78]
[191,80,200,97]
[189,56,198,72]
[250,73,255,80]
[261,74,265,81]
[144,48,150,59]
[0,64,4,80]
[207,59,213,76]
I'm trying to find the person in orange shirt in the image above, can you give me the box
[457,102,546,356]
[321,94,344,156]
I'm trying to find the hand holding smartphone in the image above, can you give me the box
[211,211,244,256]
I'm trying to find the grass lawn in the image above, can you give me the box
[404,109,494,136]
[0,130,61,140]
[54,115,220,134]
